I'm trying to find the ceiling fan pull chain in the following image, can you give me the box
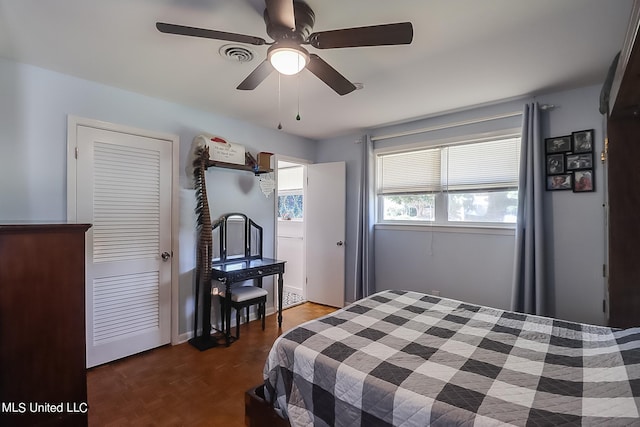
[277,73,283,130]
[296,70,301,121]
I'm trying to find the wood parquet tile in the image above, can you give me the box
[87,302,336,427]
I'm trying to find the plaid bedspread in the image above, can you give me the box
[264,290,640,426]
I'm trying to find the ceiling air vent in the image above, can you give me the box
[219,44,255,63]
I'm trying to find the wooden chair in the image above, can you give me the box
[220,286,268,339]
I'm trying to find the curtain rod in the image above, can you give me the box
[370,111,523,143]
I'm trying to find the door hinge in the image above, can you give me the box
[602,263,607,277]
[603,299,606,313]
[75,146,79,159]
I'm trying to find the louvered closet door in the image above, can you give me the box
[77,126,171,368]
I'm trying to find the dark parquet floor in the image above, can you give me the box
[87,302,336,426]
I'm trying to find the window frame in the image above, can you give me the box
[374,129,522,229]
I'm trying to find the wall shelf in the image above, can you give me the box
[206,160,272,176]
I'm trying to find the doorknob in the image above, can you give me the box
[161,251,171,261]
[336,241,344,246]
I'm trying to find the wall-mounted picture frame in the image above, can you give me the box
[546,153,565,175]
[545,135,572,153]
[573,170,594,192]
[546,174,572,191]
[566,153,593,170]
[572,129,594,153]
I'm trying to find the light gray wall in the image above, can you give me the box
[375,228,516,310]
[0,55,609,331]
[377,100,523,311]
[314,132,364,304]
[537,85,606,326]
[0,57,316,336]
[316,86,608,325]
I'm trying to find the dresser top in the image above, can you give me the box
[0,223,91,233]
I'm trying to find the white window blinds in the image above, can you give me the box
[377,136,521,195]
[444,137,521,191]
[377,148,441,194]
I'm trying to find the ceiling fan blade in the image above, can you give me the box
[306,54,356,96]
[265,0,295,30]
[237,60,275,90]
[156,22,267,46]
[308,22,413,49]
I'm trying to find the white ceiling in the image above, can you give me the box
[0,0,634,140]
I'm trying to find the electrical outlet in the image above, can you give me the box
[211,287,219,295]
[431,290,441,297]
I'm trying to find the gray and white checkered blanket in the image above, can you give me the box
[264,290,640,426]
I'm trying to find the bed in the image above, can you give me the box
[252,289,640,426]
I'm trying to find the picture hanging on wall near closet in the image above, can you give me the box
[570,129,595,193]
[544,129,594,192]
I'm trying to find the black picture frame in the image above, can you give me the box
[545,135,572,154]
[573,169,594,192]
[546,174,572,191]
[572,129,594,153]
[546,153,565,175]
[566,153,593,170]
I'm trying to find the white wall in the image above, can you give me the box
[0,57,316,336]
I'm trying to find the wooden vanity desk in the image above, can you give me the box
[189,213,285,350]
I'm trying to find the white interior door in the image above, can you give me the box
[306,162,346,307]
[75,125,172,367]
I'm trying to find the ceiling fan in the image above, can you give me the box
[156,0,413,96]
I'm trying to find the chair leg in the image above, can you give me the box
[261,302,265,330]
[220,298,225,331]
[246,306,250,326]
[236,307,241,339]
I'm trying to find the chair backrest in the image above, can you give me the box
[212,213,263,262]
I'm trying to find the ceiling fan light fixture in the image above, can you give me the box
[268,45,309,75]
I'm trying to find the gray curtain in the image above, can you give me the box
[354,134,375,300]
[511,103,547,315]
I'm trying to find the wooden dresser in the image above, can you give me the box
[607,0,640,327]
[0,223,91,426]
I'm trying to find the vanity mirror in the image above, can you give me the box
[212,213,263,262]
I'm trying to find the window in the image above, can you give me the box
[278,192,303,220]
[376,135,521,226]
[278,164,304,220]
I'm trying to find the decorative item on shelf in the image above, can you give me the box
[257,152,273,171]
[190,133,273,175]
[207,135,245,165]
[245,152,258,170]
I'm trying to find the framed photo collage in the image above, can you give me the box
[544,129,595,192]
